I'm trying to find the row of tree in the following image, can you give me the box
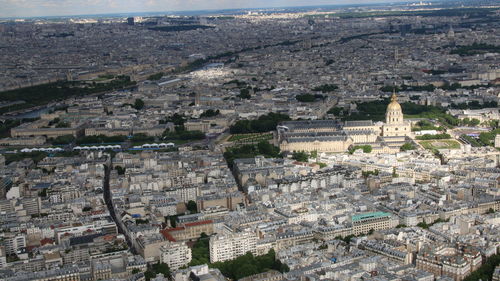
[348,145,372,154]
[400,143,416,151]
[223,141,281,169]
[380,82,491,93]
[415,133,451,140]
[0,76,136,114]
[463,254,500,281]
[312,84,338,93]
[451,42,500,56]
[229,113,291,134]
[295,93,326,102]
[412,120,444,131]
[478,128,500,146]
[200,109,220,118]
[211,250,289,280]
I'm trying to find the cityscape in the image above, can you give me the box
[0,0,499,281]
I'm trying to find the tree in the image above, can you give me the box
[317,162,327,168]
[292,151,309,162]
[327,107,345,116]
[470,118,481,126]
[187,200,198,213]
[133,99,145,110]
[392,167,398,178]
[417,221,429,229]
[400,143,416,151]
[238,88,251,99]
[165,215,177,228]
[229,113,290,134]
[131,268,141,274]
[224,142,281,169]
[0,77,136,115]
[296,93,326,102]
[257,141,280,157]
[334,235,355,244]
[463,254,500,281]
[310,150,318,159]
[136,218,149,224]
[144,262,171,281]
[312,84,338,93]
[189,233,210,266]
[451,42,500,56]
[209,249,289,280]
[362,170,379,178]
[349,145,372,154]
[415,133,451,140]
[487,120,499,129]
[48,117,60,126]
[38,188,48,197]
[115,166,126,175]
[413,120,443,131]
[461,118,481,127]
[147,72,164,81]
[477,129,500,146]
[55,122,70,128]
[296,94,315,102]
[162,130,205,141]
[162,113,186,126]
[200,109,220,118]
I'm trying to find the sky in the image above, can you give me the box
[1,0,412,18]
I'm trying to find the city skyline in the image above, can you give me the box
[0,1,499,280]
[4,0,416,18]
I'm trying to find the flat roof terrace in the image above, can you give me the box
[352,212,391,222]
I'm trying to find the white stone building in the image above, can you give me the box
[209,231,257,263]
[160,241,192,270]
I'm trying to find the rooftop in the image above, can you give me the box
[352,212,391,222]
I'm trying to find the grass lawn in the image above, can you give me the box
[228,133,273,143]
[419,139,461,150]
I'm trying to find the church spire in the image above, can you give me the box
[391,89,398,102]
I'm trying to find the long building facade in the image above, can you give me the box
[278,93,411,153]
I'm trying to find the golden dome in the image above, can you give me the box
[387,92,402,111]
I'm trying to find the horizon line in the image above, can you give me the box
[0,0,447,20]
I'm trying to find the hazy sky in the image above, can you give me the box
[1,0,411,18]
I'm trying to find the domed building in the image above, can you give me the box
[382,92,411,137]
[277,92,412,153]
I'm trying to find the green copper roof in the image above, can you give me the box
[352,212,391,222]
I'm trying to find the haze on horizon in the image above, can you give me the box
[2,0,414,18]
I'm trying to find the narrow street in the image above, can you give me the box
[102,156,137,255]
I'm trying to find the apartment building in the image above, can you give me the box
[209,231,258,263]
[161,220,214,242]
[160,241,192,270]
[4,233,26,255]
[351,212,398,236]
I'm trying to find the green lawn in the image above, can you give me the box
[228,133,273,143]
[419,139,461,150]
